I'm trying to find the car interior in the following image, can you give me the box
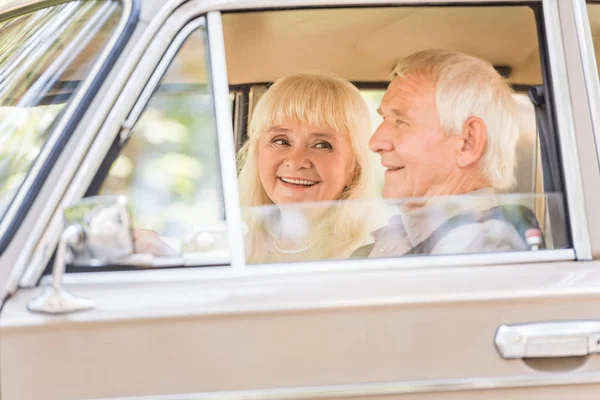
[220,5,564,247]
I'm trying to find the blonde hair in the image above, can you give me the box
[393,49,519,190]
[237,72,376,263]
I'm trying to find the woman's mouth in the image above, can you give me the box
[385,166,404,172]
[279,177,318,187]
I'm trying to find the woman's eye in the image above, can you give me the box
[315,142,333,150]
[273,138,290,146]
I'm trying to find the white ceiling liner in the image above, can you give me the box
[223,6,542,85]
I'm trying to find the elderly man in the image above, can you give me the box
[354,49,541,258]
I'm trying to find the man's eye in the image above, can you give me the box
[315,142,333,150]
[395,119,406,127]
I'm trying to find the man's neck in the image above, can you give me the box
[424,172,491,198]
[399,173,492,212]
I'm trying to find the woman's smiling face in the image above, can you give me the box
[257,120,356,204]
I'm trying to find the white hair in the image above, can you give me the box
[393,49,519,190]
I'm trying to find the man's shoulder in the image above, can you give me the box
[430,218,528,254]
[371,204,537,258]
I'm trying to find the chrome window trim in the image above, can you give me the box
[15,0,578,290]
[122,17,206,129]
[5,0,137,291]
[21,2,116,102]
[245,249,575,271]
[25,248,576,291]
[573,1,600,199]
[34,249,574,290]
[92,372,600,399]
[543,0,592,260]
[207,11,246,268]
[0,0,134,251]
[122,0,542,22]
[0,0,77,20]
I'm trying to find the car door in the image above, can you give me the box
[3,0,600,400]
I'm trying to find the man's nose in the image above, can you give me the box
[285,148,312,169]
[369,122,394,153]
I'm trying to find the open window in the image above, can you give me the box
[224,5,571,265]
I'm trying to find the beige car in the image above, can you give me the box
[0,0,600,399]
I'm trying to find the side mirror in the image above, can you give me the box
[63,195,134,265]
[28,195,134,314]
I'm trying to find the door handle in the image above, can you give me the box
[495,321,600,359]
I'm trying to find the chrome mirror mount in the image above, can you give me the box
[28,196,134,315]
[27,224,94,314]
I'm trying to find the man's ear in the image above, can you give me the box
[457,116,487,168]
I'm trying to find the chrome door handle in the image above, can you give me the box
[495,321,600,359]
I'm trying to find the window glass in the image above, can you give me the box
[99,25,227,258]
[224,6,570,264]
[0,1,122,225]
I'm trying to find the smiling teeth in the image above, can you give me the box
[281,177,316,186]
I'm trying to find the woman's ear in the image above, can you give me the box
[457,116,487,168]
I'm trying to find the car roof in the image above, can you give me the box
[3,0,598,86]
[222,6,541,85]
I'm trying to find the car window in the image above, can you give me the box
[98,23,228,260]
[0,1,122,231]
[224,5,571,264]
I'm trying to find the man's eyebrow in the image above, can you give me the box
[379,107,407,119]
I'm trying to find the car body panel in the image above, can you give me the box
[0,0,599,399]
[3,262,600,399]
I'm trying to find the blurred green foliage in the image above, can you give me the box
[0,1,120,221]
[100,30,223,249]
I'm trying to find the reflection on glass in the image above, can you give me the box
[63,195,134,264]
[242,193,568,264]
[101,28,224,253]
[0,1,122,223]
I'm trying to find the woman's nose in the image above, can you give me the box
[285,148,312,169]
[369,123,394,153]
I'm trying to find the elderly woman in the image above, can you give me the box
[237,72,376,264]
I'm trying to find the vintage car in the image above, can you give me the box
[0,0,600,398]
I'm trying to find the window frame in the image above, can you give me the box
[219,0,586,270]
[0,0,139,257]
[18,0,592,287]
[17,5,247,286]
[87,15,238,270]
[574,0,600,210]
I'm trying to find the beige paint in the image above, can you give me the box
[0,1,599,400]
[222,6,542,84]
[3,262,600,399]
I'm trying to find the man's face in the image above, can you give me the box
[370,74,459,200]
